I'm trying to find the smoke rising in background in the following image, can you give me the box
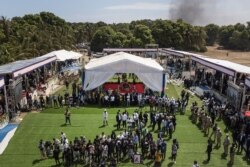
[169,0,217,25]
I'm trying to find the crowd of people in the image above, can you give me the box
[30,66,250,167]
[189,94,250,164]
[37,93,186,167]
[38,130,176,167]
[31,73,250,167]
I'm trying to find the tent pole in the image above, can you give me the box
[161,72,166,97]
[234,72,237,84]
[4,85,9,121]
[220,73,224,93]
[82,69,85,90]
[241,85,246,112]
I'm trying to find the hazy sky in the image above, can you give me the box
[0,0,249,25]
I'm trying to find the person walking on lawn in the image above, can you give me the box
[206,139,213,162]
[64,107,71,125]
[103,109,108,126]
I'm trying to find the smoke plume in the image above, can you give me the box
[170,0,216,25]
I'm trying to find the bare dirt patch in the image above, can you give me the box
[197,46,250,66]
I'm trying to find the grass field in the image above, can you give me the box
[0,84,249,167]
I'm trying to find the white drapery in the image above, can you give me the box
[83,72,163,91]
[83,71,115,91]
[135,72,163,91]
[83,52,165,92]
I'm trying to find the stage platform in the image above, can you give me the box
[103,82,145,94]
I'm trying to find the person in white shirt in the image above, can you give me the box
[104,95,109,107]
[110,95,115,106]
[126,93,130,107]
[103,109,108,126]
[61,132,66,143]
[133,112,139,126]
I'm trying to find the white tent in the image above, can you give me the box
[83,52,165,92]
[41,50,82,61]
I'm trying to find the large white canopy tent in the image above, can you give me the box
[83,52,166,93]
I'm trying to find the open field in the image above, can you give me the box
[0,84,249,167]
[201,46,250,66]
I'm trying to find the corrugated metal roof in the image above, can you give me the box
[0,55,56,75]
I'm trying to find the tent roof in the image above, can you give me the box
[103,48,158,52]
[42,50,82,61]
[0,56,56,77]
[160,48,187,58]
[192,55,250,76]
[0,78,4,88]
[85,52,164,73]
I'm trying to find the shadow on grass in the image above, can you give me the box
[213,145,220,150]
[32,158,46,165]
[242,156,250,165]
[99,125,105,128]
[50,164,61,167]
[202,160,209,164]
[145,160,154,166]
[227,162,233,167]
[121,158,131,163]
[60,124,67,127]
[221,153,227,160]
[167,161,174,167]
[60,124,84,127]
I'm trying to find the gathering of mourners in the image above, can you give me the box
[35,76,250,166]
[37,93,184,167]
[188,90,250,164]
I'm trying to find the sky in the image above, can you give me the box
[0,0,249,25]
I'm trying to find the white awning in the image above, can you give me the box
[42,50,82,61]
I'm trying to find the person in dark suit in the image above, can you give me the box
[237,131,245,153]
[206,139,213,162]
[116,111,121,130]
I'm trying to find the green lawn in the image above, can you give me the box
[0,84,249,167]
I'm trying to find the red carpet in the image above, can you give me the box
[103,82,145,94]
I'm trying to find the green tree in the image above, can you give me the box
[91,26,116,52]
[133,24,154,46]
[218,25,235,49]
[151,20,173,47]
[205,24,219,46]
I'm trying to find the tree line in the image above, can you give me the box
[205,23,250,50]
[0,12,249,65]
